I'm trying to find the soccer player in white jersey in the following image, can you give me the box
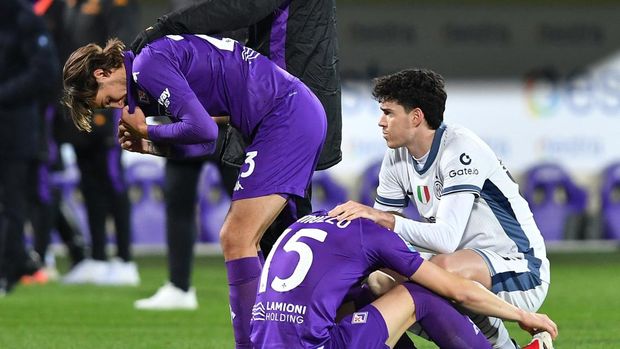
[329,69,552,349]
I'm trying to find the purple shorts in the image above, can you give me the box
[325,305,390,349]
[232,84,326,201]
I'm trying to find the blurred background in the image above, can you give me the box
[2,1,619,348]
[90,0,620,248]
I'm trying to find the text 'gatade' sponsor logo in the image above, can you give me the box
[449,168,479,178]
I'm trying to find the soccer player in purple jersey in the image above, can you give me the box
[62,34,326,348]
[251,212,557,349]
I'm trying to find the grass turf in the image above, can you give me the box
[0,252,619,348]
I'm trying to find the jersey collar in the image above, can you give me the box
[413,123,446,175]
[122,50,137,113]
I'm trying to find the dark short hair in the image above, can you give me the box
[372,69,447,130]
[62,38,125,132]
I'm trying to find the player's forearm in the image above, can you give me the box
[169,142,216,159]
[393,216,460,254]
[455,280,527,323]
[143,140,171,157]
[148,102,218,144]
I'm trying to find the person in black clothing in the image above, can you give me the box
[129,1,341,347]
[25,0,87,281]
[59,0,140,285]
[0,0,59,295]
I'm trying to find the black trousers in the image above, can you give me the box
[164,158,311,291]
[27,161,86,267]
[74,145,131,262]
[0,160,34,289]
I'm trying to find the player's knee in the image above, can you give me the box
[219,227,259,254]
[429,254,472,278]
[367,271,397,297]
[429,254,454,271]
[430,254,482,282]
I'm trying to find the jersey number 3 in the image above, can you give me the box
[258,228,327,293]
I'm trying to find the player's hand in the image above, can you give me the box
[118,122,143,152]
[328,201,395,230]
[120,106,148,138]
[129,21,166,54]
[517,312,558,340]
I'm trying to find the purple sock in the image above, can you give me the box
[226,256,262,349]
[402,282,492,349]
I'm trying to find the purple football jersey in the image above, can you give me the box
[250,212,424,348]
[125,34,301,144]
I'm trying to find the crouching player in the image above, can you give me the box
[250,212,557,349]
[62,34,326,348]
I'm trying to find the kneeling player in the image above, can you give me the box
[250,212,557,349]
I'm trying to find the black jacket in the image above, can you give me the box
[0,0,59,160]
[159,0,342,170]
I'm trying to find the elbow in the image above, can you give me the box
[187,122,218,143]
[204,124,219,141]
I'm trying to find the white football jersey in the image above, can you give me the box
[374,124,550,289]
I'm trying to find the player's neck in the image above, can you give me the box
[407,127,435,159]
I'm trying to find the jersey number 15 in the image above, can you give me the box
[258,228,327,293]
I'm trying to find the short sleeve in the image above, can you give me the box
[360,219,424,277]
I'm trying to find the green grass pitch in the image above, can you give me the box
[1,252,619,348]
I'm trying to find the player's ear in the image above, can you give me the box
[410,107,424,126]
[93,68,109,79]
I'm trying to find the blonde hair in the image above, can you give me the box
[62,38,125,132]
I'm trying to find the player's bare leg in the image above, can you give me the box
[429,249,492,289]
[220,194,287,349]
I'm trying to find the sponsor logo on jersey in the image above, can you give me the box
[157,88,171,108]
[251,302,266,321]
[242,46,260,61]
[460,153,472,165]
[416,185,431,205]
[449,168,479,178]
[351,312,368,324]
[257,301,307,324]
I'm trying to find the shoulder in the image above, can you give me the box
[382,147,409,168]
[133,41,176,72]
[441,124,495,162]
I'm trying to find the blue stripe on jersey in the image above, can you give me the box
[442,184,481,196]
[375,195,407,207]
[414,123,446,175]
[480,180,542,293]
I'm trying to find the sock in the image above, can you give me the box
[403,282,492,349]
[468,313,517,349]
[226,256,262,349]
